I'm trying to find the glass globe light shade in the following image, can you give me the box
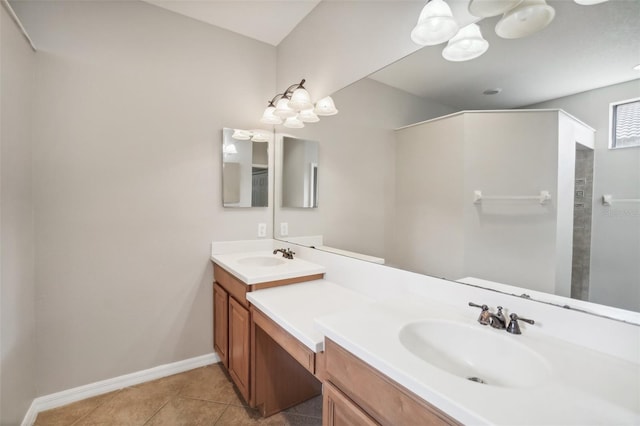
[410,0,459,46]
[260,106,283,124]
[298,108,320,123]
[313,96,338,116]
[442,24,489,62]
[250,130,270,142]
[274,97,297,118]
[232,129,251,140]
[283,115,304,129]
[468,0,523,17]
[495,0,555,39]
[288,87,313,111]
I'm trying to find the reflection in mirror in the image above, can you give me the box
[281,136,319,208]
[273,0,640,319]
[222,128,270,208]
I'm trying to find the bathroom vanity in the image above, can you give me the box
[211,242,640,425]
[211,251,325,410]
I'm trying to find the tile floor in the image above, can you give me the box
[34,363,323,425]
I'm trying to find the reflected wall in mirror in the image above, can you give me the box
[281,136,319,208]
[273,0,640,316]
[222,128,270,208]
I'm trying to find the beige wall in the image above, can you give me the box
[11,0,275,396]
[274,78,455,259]
[1,5,38,424]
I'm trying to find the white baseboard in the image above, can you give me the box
[21,352,220,426]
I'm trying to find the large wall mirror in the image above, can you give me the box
[273,0,640,318]
[222,128,270,207]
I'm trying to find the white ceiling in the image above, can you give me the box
[141,0,320,46]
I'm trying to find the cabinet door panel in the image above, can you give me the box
[229,296,250,401]
[213,283,228,368]
[323,382,379,426]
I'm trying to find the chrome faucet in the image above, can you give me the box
[488,306,506,330]
[469,303,534,334]
[273,248,295,259]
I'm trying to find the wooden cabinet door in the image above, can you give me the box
[229,296,250,401]
[213,283,228,368]
[323,382,379,426]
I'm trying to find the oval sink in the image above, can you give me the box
[236,256,287,267]
[399,320,551,388]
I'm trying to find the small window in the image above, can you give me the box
[610,98,640,149]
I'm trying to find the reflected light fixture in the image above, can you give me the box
[495,0,555,39]
[411,0,459,46]
[232,129,270,142]
[412,0,606,61]
[442,24,489,62]
[260,79,338,129]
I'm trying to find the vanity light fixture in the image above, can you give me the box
[442,23,489,62]
[260,79,338,128]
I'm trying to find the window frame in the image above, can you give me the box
[609,97,640,150]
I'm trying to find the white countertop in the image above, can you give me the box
[315,297,640,425]
[210,250,326,285]
[247,279,373,352]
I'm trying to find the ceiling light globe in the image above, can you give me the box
[495,0,555,39]
[250,130,270,142]
[288,88,313,111]
[283,115,305,129]
[260,106,283,125]
[232,129,251,140]
[314,96,338,116]
[274,97,297,118]
[468,0,523,18]
[411,0,459,46]
[299,108,320,123]
[442,24,489,62]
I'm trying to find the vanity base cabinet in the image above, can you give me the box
[213,283,228,368]
[228,296,250,402]
[324,339,460,426]
[212,262,325,409]
[323,382,378,426]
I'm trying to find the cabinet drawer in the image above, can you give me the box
[251,306,315,374]
[325,339,460,426]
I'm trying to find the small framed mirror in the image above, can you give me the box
[222,128,271,208]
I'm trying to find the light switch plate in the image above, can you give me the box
[257,223,267,238]
[280,222,288,237]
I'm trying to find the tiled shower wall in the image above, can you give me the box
[571,148,594,301]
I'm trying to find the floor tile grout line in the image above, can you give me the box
[213,404,232,426]
[68,389,123,426]
[141,397,172,426]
